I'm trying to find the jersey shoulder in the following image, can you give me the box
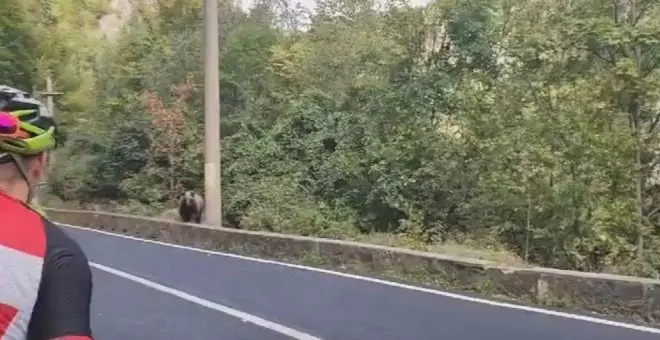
[41,217,88,264]
[28,218,94,339]
[0,192,47,258]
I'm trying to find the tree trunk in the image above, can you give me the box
[630,93,645,259]
[524,192,531,262]
[635,137,645,258]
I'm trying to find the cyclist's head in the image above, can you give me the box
[0,85,59,203]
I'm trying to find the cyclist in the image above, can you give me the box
[0,85,93,339]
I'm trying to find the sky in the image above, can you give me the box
[238,0,433,12]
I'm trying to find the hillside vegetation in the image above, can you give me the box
[6,0,660,277]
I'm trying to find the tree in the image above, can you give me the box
[0,0,40,89]
[31,0,660,277]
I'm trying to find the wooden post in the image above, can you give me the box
[34,73,63,205]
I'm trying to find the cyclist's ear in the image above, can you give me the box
[25,153,46,181]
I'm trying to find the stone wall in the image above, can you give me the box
[45,208,660,326]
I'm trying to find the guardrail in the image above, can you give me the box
[44,207,660,326]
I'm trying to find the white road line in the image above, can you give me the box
[62,223,660,334]
[90,262,322,340]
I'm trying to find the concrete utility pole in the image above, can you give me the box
[203,0,222,226]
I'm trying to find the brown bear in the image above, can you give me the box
[178,190,205,224]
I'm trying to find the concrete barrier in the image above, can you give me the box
[44,207,660,326]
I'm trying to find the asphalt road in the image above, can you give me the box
[61,225,660,340]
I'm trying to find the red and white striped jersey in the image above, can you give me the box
[0,191,93,340]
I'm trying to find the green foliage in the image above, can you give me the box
[0,0,40,88]
[10,0,660,277]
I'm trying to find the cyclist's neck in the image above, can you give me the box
[0,180,29,204]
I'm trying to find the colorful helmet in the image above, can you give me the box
[0,85,58,164]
